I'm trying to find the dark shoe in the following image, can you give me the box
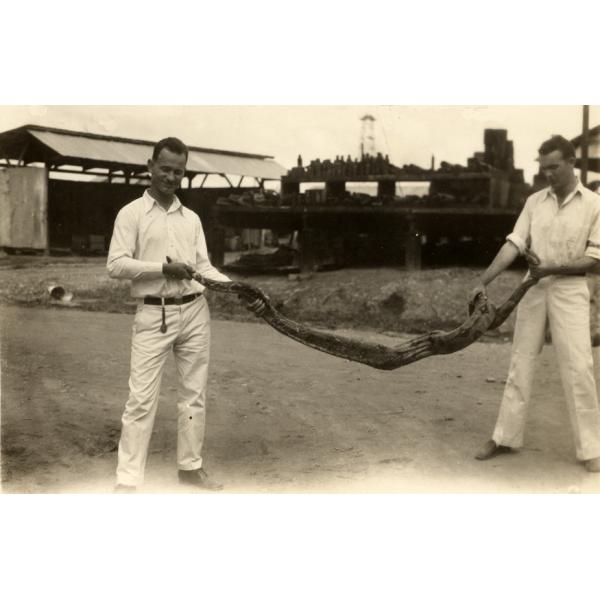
[584,457,600,473]
[114,483,137,493]
[475,440,513,461]
[178,468,223,491]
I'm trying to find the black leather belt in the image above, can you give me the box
[144,293,202,306]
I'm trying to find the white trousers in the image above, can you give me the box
[492,276,600,461]
[117,296,211,486]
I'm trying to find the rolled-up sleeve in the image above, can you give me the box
[107,207,164,280]
[194,217,231,282]
[585,202,600,261]
[506,196,534,254]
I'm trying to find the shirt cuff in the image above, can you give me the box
[146,261,165,275]
[506,233,526,254]
[584,246,600,261]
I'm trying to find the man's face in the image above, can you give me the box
[148,148,187,197]
[538,149,575,191]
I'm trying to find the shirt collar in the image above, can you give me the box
[545,178,584,207]
[143,189,182,213]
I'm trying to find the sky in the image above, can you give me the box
[1,105,598,184]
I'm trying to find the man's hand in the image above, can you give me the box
[246,298,267,316]
[163,261,195,280]
[524,250,552,280]
[237,294,267,316]
[527,262,552,280]
[468,281,487,304]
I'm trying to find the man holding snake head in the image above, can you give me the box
[108,136,264,492]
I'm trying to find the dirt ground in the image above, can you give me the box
[2,303,600,494]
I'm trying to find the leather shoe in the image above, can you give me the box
[475,440,513,461]
[584,457,600,473]
[114,483,137,493]
[178,468,223,491]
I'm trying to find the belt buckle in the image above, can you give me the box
[174,297,184,305]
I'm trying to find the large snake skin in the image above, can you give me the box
[193,271,539,371]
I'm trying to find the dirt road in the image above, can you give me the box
[2,304,600,493]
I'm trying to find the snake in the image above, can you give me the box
[192,267,539,371]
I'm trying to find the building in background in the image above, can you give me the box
[572,124,600,187]
[0,125,285,254]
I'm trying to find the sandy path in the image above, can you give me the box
[2,304,600,493]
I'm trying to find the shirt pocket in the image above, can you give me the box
[561,211,587,260]
[562,214,584,243]
[139,213,166,250]
[179,218,198,262]
[530,210,551,244]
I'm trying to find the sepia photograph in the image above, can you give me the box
[2,3,600,598]
[2,105,600,494]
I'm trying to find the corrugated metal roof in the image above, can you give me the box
[18,126,286,180]
[186,151,286,179]
[30,129,152,165]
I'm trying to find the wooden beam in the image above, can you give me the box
[283,171,492,183]
[18,141,31,166]
[221,174,233,187]
[50,164,86,172]
[48,166,100,176]
[237,175,245,188]
[200,174,209,188]
[581,105,590,186]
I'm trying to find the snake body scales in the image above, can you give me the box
[193,273,538,371]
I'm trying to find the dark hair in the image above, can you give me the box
[538,135,575,160]
[152,137,189,161]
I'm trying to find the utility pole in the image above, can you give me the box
[581,105,589,186]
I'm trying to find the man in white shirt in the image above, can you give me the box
[471,135,600,473]
[108,137,263,492]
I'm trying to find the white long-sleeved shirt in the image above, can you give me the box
[506,180,600,265]
[107,190,230,298]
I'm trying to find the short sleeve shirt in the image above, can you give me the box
[506,181,600,265]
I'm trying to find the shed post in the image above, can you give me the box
[377,180,395,198]
[210,226,226,268]
[299,211,316,275]
[405,215,422,270]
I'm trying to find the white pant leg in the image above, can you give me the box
[492,281,548,448]
[173,297,211,471]
[547,278,600,461]
[593,347,600,388]
[117,304,179,486]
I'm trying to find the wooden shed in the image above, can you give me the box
[0,166,48,250]
[0,124,286,253]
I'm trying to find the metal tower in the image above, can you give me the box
[360,114,376,158]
